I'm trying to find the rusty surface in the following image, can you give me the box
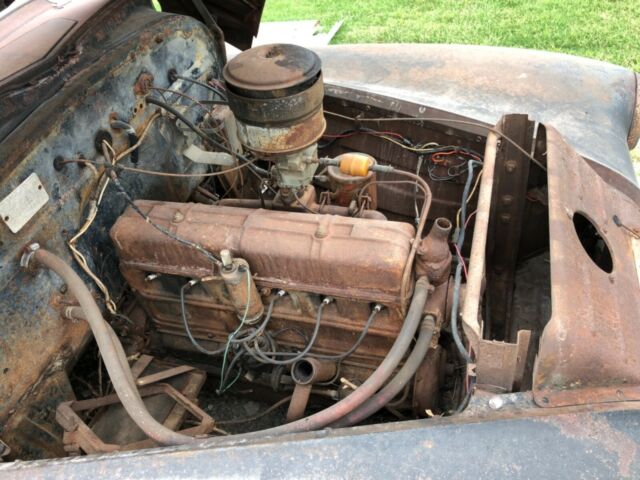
[135,365,196,387]
[235,107,326,155]
[57,357,212,455]
[227,74,324,127]
[0,5,222,457]
[533,127,640,407]
[459,131,498,355]
[291,359,337,385]
[112,201,415,303]
[327,166,378,210]
[476,330,531,393]
[217,189,386,219]
[110,200,421,383]
[416,217,452,285]
[484,115,536,340]
[0,0,111,87]
[224,43,326,177]
[316,43,639,185]
[460,117,537,392]
[286,384,312,422]
[224,44,321,93]
[133,72,154,96]
[219,258,264,322]
[412,345,446,415]
[58,383,213,455]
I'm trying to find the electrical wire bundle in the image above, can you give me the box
[319,126,484,183]
[178,284,384,394]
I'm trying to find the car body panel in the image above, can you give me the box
[315,43,639,187]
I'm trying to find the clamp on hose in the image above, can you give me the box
[20,243,40,268]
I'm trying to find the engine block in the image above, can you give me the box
[111,200,416,380]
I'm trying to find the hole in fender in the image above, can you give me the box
[572,212,613,273]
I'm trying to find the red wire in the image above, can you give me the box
[322,132,357,139]
[464,210,477,230]
[453,243,468,280]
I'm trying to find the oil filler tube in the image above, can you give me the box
[220,249,264,323]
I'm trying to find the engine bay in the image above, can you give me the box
[0,27,552,458]
[2,1,640,464]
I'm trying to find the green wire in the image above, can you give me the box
[218,267,252,394]
[220,367,243,394]
[151,0,162,12]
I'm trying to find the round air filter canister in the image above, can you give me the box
[223,44,326,154]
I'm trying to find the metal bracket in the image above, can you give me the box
[56,357,213,455]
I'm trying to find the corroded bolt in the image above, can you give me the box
[505,160,517,173]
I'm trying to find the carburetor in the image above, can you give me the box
[223,44,326,199]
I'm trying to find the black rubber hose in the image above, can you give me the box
[331,314,436,427]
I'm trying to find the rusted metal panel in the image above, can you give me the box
[533,127,640,407]
[0,6,223,458]
[111,201,415,303]
[0,0,111,87]
[485,115,536,340]
[315,44,639,185]
[476,330,531,393]
[460,116,536,392]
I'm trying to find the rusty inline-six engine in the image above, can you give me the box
[106,43,454,430]
[2,0,640,470]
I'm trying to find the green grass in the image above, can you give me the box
[263,0,640,70]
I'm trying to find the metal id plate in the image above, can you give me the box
[0,173,49,233]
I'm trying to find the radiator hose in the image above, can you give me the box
[23,245,197,446]
[23,245,431,445]
[331,314,436,427]
[232,276,432,438]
